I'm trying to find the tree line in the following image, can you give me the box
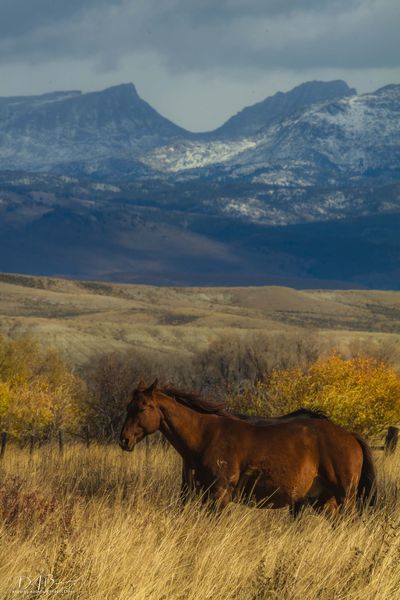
[1,332,400,443]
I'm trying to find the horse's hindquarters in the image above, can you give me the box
[234,420,366,511]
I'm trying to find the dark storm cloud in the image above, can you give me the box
[161,0,365,22]
[0,0,398,72]
[0,0,355,38]
[0,0,120,36]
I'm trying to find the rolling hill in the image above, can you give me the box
[1,273,399,365]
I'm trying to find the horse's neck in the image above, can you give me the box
[157,394,208,459]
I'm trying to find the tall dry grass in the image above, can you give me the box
[0,442,400,600]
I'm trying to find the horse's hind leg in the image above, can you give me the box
[341,482,359,516]
[320,496,339,516]
[321,478,359,517]
[310,495,339,517]
[318,493,356,519]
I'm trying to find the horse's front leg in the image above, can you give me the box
[290,500,306,519]
[211,483,233,511]
[180,461,195,505]
[196,458,240,512]
[208,467,240,512]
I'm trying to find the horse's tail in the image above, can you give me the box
[354,432,377,509]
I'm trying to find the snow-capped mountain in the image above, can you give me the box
[0,83,190,175]
[1,79,400,289]
[0,79,399,186]
[144,84,400,185]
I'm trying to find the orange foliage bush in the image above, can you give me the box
[227,355,400,436]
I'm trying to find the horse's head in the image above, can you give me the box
[120,379,161,451]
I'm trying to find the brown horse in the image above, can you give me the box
[180,404,331,506]
[120,380,377,515]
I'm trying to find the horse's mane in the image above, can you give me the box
[161,386,228,416]
[160,387,328,422]
[278,408,329,420]
[232,407,329,423]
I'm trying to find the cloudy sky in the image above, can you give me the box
[0,0,399,131]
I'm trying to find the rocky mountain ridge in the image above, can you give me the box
[0,79,399,185]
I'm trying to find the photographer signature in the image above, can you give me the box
[13,575,77,595]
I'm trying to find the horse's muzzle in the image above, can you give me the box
[119,437,132,451]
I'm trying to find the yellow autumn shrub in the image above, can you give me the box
[0,335,87,440]
[268,354,400,436]
[0,380,11,428]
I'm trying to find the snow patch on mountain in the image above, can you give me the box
[143,138,258,172]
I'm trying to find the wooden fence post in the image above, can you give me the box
[385,426,399,455]
[84,425,90,449]
[29,435,34,457]
[0,431,7,459]
[58,430,64,454]
[145,436,150,467]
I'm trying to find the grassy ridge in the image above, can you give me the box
[1,273,400,364]
[0,442,399,599]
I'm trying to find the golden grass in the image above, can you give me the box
[1,442,400,599]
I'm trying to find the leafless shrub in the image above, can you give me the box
[347,337,400,367]
[192,330,323,398]
[81,348,193,440]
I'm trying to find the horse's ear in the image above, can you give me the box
[145,378,158,395]
[137,379,146,390]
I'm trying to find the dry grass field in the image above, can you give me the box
[1,272,400,364]
[1,441,400,600]
[2,274,400,598]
